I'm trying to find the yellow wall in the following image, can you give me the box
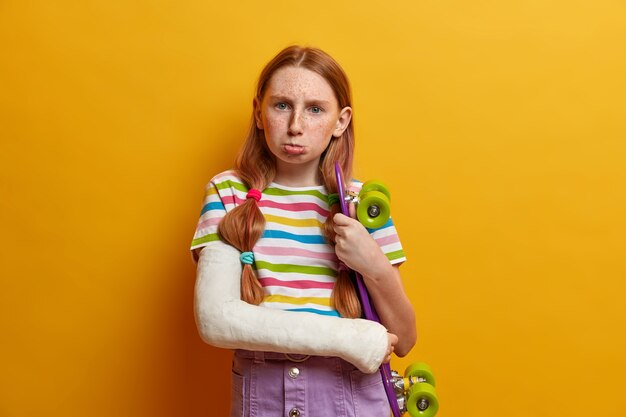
[1,1,625,416]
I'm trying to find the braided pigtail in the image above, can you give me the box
[327,198,362,319]
[217,118,275,305]
[217,188,266,304]
[320,141,362,319]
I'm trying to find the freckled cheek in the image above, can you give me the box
[264,117,287,137]
[309,119,336,136]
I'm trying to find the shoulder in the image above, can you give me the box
[209,169,243,187]
[201,170,248,210]
[207,170,249,194]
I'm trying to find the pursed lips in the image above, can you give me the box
[283,143,305,155]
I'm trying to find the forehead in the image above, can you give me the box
[265,66,336,101]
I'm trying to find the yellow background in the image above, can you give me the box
[1,1,625,416]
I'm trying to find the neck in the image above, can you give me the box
[274,159,322,187]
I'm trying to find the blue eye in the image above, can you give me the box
[310,106,322,114]
[276,103,289,110]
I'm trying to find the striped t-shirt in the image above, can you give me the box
[191,170,406,317]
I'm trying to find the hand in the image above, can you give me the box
[384,332,399,363]
[332,211,389,277]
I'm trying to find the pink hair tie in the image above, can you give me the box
[246,189,262,202]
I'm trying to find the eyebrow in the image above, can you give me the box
[268,95,332,106]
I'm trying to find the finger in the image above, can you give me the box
[334,212,362,228]
[332,223,345,238]
[333,212,353,226]
[348,202,356,219]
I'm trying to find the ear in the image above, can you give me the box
[333,106,352,138]
[253,97,264,130]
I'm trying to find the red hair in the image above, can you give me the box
[218,45,361,318]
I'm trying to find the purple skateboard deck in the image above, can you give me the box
[334,162,403,417]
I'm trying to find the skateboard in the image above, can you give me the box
[334,162,439,417]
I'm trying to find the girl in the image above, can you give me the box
[192,45,416,417]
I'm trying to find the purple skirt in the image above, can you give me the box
[230,350,389,417]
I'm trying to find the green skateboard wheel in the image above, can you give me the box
[360,180,391,201]
[407,383,438,417]
[405,362,436,387]
[357,190,390,229]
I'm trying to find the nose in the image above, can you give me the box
[288,110,304,136]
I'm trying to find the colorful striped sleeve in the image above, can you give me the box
[190,171,241,252]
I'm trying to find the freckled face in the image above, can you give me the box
[255,66,351,181]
